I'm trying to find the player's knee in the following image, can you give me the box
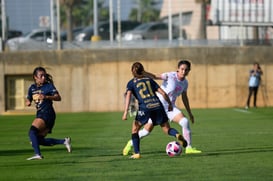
[139,128,150,138]
[179,117,189,127]
[144,122,154,132]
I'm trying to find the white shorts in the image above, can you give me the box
[147,105,181,124]
[165,106,182,121]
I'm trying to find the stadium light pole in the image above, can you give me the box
[1,0,6,42]
[137,0,141,22]
[109,0,113,42]
[93,0,98,37]
[117,0,121,45]
[56,0,61,50]
[50,0,55,44]
[168,0,173,41]
[240,1,243,47]
[179,0,183,45]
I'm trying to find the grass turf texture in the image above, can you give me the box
[0,108,273,181]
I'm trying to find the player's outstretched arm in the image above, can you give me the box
[157,88,173,111]
[182,91,194,123]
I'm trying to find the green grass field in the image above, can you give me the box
[0,108,273,181]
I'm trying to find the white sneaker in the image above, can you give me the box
[27,154,43,160]
[64,137,72,153]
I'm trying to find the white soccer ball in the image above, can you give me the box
[166,141,182,157]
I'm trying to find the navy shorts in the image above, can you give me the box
[36,108,56,133]
[136,108,168,126]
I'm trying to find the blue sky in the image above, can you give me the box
[6,0,50,33]
[5,0,163,33]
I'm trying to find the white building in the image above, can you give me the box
[160,0,273,42]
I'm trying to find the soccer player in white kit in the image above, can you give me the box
[123,60,202,155]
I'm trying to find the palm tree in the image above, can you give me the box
[60,0,109,41]
[59,0,82,41]
[129,0,160,23]
[72,0,108,27]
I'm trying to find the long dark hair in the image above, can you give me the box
[32,67,54,84]
[131,62,144,78]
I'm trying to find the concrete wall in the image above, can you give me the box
[0,47,272,114]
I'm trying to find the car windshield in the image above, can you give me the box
[22,31,32,37]
[134,23,151,30]
[83,26,94,32]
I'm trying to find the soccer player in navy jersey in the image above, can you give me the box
[122,62,187,159]
[25,67,71,160]
[123,60,202,155]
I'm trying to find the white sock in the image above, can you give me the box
[129,129,150,146]
[138,128,150,139]
[179,117,192,147]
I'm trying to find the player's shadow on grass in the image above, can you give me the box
[203,146,273,156]
[143,146,273,157]
[43,146,123,158]
[0,146,91,156]
[0,146,122,158]
[0,149,33,156]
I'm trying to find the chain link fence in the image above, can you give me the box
[1,0,273,52]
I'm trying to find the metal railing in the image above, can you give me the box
[3,39,272,52]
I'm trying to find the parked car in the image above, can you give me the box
[75,21,141,41]
[61,27,84,41]
[0,29,22,40]
[5,28,55,51]
[7,30,23,39]
[119,22,180,41]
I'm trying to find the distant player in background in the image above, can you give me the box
[26,67,71,160]
[122,62,187,159]
[123,60,202,155]
[245,62,263,109]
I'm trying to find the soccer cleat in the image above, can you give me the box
[122,140,133,156]
[176,134,188,148]
[185,147,202,154]
[129,153,141,159]
[27,154,43,160]
[64,137,72,153]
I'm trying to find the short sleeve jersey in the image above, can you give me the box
[157,71,188,106]
[126,77,162,111]
[27,83,59,111]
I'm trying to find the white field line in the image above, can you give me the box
[233,108,252,113]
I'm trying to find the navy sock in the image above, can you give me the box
[38,136,65,146]
[168,128,179,137]
[132,133,140,154]
[29,126,41,155]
